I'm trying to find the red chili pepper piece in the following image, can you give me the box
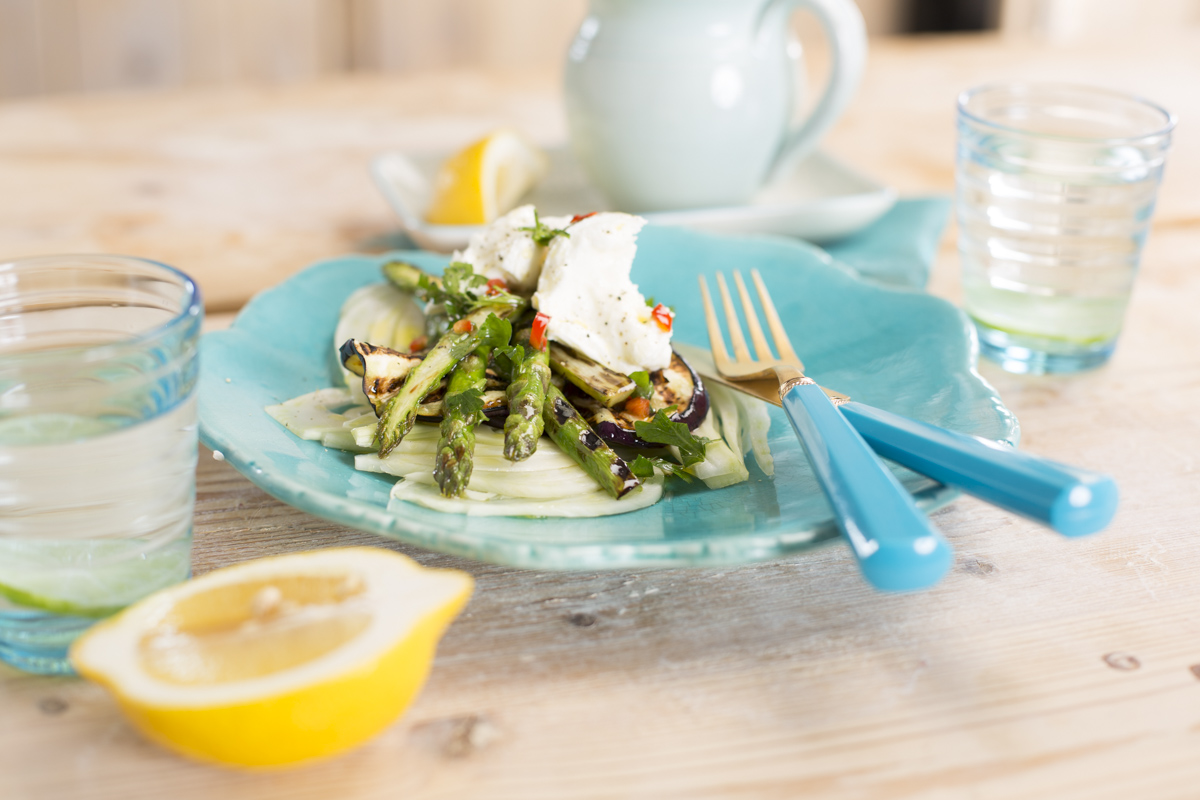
[651,303,674,332]
[408,335,428,353]
[452,319,474,334]
[570,212,598,224]
[530,311,551,351]
[486,278,507,296]
[625,396,651,419]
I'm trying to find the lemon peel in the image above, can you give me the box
[70,547,472,768]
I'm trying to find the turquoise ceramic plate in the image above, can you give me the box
[198,226,1016,570]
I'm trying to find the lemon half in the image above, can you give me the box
[70,548,472,768]
[424,129,548,225]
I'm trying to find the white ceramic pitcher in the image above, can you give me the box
[564,0,867,212]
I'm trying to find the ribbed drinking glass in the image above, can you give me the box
[0,255,201,674]
[956,83,1174,373]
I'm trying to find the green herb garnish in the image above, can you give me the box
[476,313,514,350]
[629,370,654,400]
[492,343,526,381]
[633,410,710,468]
[442,386,485,421]
[629,454,695,482]
[520,210,570,246]
[418,262,524,321]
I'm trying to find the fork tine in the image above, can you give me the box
[733,271,775,362]
[697,275,731,369]
[715,273,753,362]
[750,269,801,366]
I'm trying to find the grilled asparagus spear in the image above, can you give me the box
[377,307,517,456]
[542,384,640,499]
[434,348,488,497]
[503,331,551,461]
[382,260,436,293]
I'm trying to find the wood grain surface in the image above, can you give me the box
[3,33,1200,800]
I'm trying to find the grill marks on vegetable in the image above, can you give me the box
[552,396,575,426]
[339,340,421,414]
[568,352,706,449]
[543,385,640,499]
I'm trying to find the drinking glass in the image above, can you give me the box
[956,84,1174,374]
[0,255,201,674]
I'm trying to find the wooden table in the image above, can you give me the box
[3,33,1200,800]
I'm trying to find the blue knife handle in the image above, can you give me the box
[838,401,1118,537]
[781,381,953,592]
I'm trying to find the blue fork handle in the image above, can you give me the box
[838,402,1118,537]
[781,381,953,592]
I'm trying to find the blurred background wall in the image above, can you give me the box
[0,0,1196,99]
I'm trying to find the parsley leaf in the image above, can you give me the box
[477,313,513,350]
[629,370,654,400]
[442,387,485,421]
[519,210,570,246]
[629,454,695,482]
[443,261,487,295]
[492,343,526,381]
[633,410,710,468]
[418,263,473,320]
[417,262,524,322]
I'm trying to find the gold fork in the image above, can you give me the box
[698,270,952,592]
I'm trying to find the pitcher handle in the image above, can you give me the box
[758,0,867,183]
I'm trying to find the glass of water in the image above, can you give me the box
[0,255,201,674]
[956,84,1174,374]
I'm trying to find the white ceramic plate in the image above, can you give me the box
[370,145,897,253]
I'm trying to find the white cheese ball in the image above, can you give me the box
[533,212,671,375]
[452,205,569,294]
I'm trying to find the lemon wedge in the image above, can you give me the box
[424,129,548,225]
[70,548,472,768]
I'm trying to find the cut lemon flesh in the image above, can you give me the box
[424,129,548,225]
[70,548,472,768]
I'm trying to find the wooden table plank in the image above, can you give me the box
[3,32,1200,800]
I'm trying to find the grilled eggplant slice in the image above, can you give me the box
[568,351,708,448]
[339,339,422,415]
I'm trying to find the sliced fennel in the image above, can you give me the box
[707,383,745,459]
[706,383,774,477]
[678,404,749,489]
[321,429,367,452]
[386,469,601,500]
[356,426,597,499]
[266,388,374,443]
[266,363,775,513]
[733,389,774,476]
[333,283,426,388]
[390,477,663,518]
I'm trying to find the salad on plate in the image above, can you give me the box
[267,206,773,518]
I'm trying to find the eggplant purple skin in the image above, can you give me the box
[591,352,709,450]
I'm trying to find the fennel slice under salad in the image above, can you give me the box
[264,207,774,518]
